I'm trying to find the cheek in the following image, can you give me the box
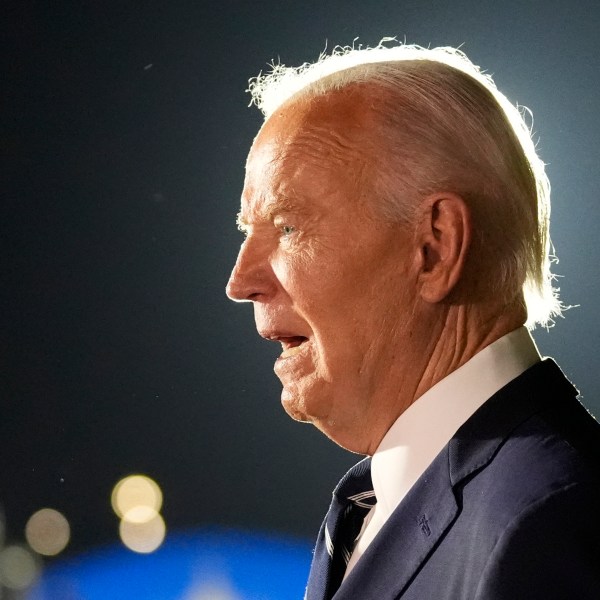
[271,252,334,304]
[272,231,414,327]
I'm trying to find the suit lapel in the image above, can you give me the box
[333,447,458,600]
[332,359,578,599]
[448,358,578,486]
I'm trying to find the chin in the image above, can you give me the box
[281,391,310,423]
[281,385,338,426]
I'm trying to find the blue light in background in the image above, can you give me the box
[28,528,313,600]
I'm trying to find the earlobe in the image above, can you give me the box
[417,193,472,303]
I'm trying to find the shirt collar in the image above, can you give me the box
[371,326,541,518]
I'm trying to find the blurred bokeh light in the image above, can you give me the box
[111,475,166,554]
[119,512,166,554]
[27,528,312,600]
[0,545,40,591]
[25,508,70,557]
[111,475,163,522]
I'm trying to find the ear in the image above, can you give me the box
[415,193,472,303]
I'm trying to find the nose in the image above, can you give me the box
[226,236,276,302]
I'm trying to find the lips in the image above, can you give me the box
[279,336,308,358]
[258,330,309,359]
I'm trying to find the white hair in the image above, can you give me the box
[247,40,561,328]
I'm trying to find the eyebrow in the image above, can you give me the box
[237,195,303,228]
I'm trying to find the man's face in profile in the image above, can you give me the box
[227,92,422,452]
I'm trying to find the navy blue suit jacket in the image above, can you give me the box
[310,359,600,599]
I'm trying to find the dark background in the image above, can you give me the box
[3,0,599,559]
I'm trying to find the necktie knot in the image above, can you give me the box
[328,459,377,596]
[306,458,377,600]
[346,489,377,511]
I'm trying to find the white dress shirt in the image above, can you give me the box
[344,326,541,577]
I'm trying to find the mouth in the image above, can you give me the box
[258,330,310,360]
[278,336,309,359]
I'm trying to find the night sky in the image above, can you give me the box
[4,0,599,562]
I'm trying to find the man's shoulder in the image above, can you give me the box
[457,358,600,521]
[493,357,600,480]
[348,359,600,600]
[467,403,600,600]
[474,404,600,509]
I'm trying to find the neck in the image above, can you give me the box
[362,299,526,455]
[414,301,526,400]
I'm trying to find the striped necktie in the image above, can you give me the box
[305,458,376,599]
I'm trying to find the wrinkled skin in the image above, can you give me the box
[226,88,524,454]
[226,91,434,453]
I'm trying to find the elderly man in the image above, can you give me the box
[226,43,600,599]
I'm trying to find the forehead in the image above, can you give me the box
[240,88,376,222]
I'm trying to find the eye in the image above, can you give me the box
[273,216,298,241]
